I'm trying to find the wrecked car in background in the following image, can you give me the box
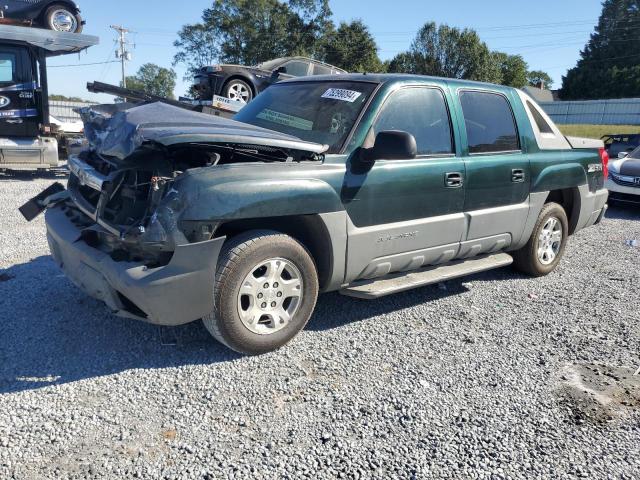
[25,75,609,355]
[0,1,84,33]
[193,56,347,103]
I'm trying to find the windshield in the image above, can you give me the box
[255,58,286,71]
[233,81,377,153]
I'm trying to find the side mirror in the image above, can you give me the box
[364,130,417,163]
[618,151,630,159]
[270,66,287,81]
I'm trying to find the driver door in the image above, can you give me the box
[343,85,466,282]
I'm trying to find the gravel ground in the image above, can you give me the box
[0,173,639,480]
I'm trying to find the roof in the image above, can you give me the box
[0,24,98,57]
[280,73,516,91]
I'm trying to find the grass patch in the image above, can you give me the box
[557,124,640,139]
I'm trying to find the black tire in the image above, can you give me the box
[44,5,83,33]
[513,202,569,277]
[203,230,319,355]
[222,79,253,103]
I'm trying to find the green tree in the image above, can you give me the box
[527,70,554,89]
[492,52,529,88]
[387,22,500,83]
[322,20,384,72]
[174,0,333,75]
[124,63,177,99]
[387,52,417,74]
[560,0,640,99]
[173,23,220,81]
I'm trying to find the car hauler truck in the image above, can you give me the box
[0,24,97,171]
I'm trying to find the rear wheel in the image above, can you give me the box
[203,230,319,355]
[513,202,569,277]
[222,79,253,103]
[44,4,83,33]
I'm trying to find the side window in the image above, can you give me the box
[283,60,310,77]
[312,63,332,75]
[526,101,554,134]
[373,87,454,156]
[0,52,16,83]
[459,91,520,154]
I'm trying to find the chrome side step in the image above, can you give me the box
[340,253,513,300]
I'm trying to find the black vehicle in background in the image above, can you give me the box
[193,56,346,103]
[0,1,83,33]
[602,133,640,158]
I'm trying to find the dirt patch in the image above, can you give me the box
[161,429,178,441]
[557,363,640,424]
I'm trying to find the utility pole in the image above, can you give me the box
[110,25,132,88]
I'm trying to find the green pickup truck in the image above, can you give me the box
[38,74,609,354]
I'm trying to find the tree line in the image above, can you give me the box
[172,0,552,90]
[114,0,637,100]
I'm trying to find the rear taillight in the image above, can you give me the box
[599,147,609,180]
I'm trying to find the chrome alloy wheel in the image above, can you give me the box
[226,82,251,103]
[51,9,77,32]
[237,258,303,335]
[537,216,563,265]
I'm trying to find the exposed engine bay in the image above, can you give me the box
[58,102,328,267]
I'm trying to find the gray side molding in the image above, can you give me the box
[318,211,348,292]
[510,192,548,250]
[573,185,609,233]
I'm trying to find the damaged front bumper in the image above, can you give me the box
[45,205,225,326]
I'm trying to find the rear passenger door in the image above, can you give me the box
[455,89,530,256]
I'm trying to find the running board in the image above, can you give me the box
[340,253,513,300]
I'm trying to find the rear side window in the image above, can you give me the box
[373,87,453,156]
[526,101,554,134]
[0,52,16,83]
[459,91,520,154]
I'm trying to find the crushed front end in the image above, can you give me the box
[37,101,326,325]
[46,147,226,325]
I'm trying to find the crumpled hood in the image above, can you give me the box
[79,102,328,160]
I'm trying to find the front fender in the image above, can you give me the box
[180,178,344,221]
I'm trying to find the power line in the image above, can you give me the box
[49,60,121,68]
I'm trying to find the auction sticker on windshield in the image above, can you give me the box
[257,108,313,130]
[257,109,313,131]
[321,88,362,103]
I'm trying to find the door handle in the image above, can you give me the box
[445,172,463,188]
[511,169,525,183]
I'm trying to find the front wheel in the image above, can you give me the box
[44,5,83,33]
[513,202,569,277]
[222,79,253,103]
[203,230,319,355]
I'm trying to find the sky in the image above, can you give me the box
[47,0,605,103]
